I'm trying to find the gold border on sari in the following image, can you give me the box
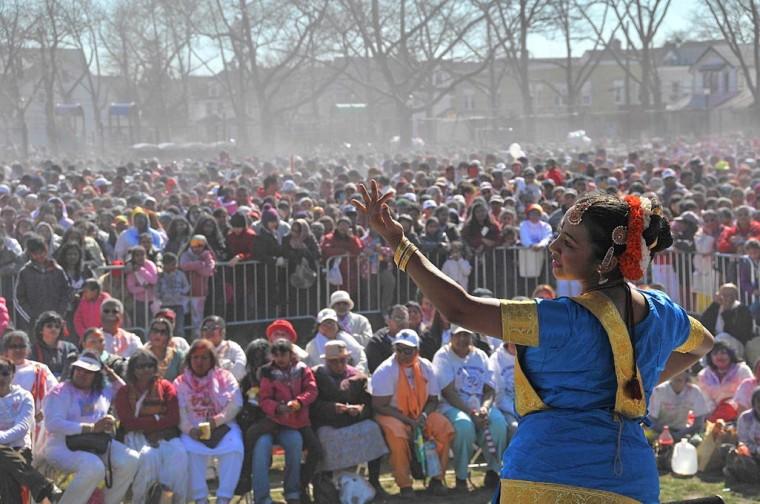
[571,292,646,419]
[674,316,706,354]
[500,479,641,504]
[501,299,539,347]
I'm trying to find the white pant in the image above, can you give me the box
[42,439,139,504]
[126,434,189,503]
[189,297,206,337]
[188,450,243,500]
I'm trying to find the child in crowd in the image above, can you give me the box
[139,231,162,267]
[73,278,110,343]
[257,338,322,502]
[125,245,158,330]
[156,252,190,338]
[179,235,216,336]
[648,371,710,441]
[441,241,471,289]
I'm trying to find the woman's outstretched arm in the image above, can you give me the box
[353,181,502,338]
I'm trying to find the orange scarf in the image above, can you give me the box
[396,357,428,418]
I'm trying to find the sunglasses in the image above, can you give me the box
[102,309,120,315]
[134,363,157,370]
[150,328,169,335]
[6,343,26,350]
[394,346,416,355]
[0,370,11,377]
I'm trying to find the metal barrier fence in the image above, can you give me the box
[1,248,756,338]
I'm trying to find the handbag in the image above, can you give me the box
[290,258,317,289]
[200,424,231,449]
[65,432,113,488]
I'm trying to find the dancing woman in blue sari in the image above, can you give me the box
[353,183,713,503]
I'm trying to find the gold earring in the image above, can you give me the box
[598,246,615,285]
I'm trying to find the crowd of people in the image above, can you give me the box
[0,138,760,502]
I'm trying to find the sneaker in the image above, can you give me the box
[427,478,448,496]
[455,478,470,493]
[398,487,416,500]
[483,470,500,489]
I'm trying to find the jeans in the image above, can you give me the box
[444,407,508,479]
[252,428,303,504]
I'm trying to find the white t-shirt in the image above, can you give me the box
[432,345,494,414]
[371,356,439,410]
[103,328,142,358]
[489,346,516,419]
[649,382,710,430]
[0,385,34,449]
[13,360,58,398]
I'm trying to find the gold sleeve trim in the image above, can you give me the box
[500,299,539,347]
[500,479,640,504]
[675,316,706,354]
[513,350,548,417]
[572,292,646,419]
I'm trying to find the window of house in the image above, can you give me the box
[463,94,475,111]
[723,72,730,93]
[613,80,624,105]
[205,102,213,115]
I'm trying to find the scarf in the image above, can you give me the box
[175,367,232,424]
[396,356,428,419]
[127,379,167,418]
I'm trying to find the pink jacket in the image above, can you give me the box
[179,249,216,297]
[126,260,158,302]
[73,292,111,340]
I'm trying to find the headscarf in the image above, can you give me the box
[287,218,312,250]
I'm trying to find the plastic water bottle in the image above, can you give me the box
[658,425,674,446]
[424,440,441,477]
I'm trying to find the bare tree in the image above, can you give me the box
[480,0,551,138]
[0,0,43,157]
[201,0,345,149]
[100,0,205,143]
[701,0,760,109]
[334,0,489,148]
[542,0,618,114]
[602,0,673,110]
[59,0,110,153]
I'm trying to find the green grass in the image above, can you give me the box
[220,459,760,503]
[659,474,760,504]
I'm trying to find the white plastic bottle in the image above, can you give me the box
[671,437,698,476]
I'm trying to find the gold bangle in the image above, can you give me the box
[399,244,418,272]
[393,237,412,267]
[395,241,413,269]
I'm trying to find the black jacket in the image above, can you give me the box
[700,302,754,345]
[310,365,372,429]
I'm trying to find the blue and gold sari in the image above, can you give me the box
[496,289,707,503]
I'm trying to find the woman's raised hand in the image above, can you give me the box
[352,180,404,248]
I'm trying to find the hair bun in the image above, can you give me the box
[645,214,672,254]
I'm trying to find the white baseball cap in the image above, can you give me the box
[317,308,339,324]
[392,329,420,348]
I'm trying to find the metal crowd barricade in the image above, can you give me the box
[0,248,755,338]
